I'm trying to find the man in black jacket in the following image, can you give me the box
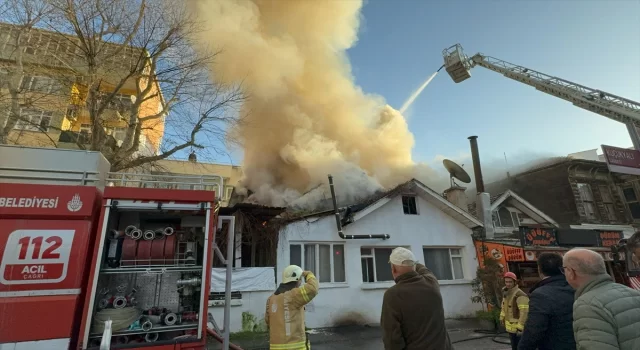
[518,252,576,350]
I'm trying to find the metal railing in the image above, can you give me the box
[0,166,101,185]
[106,172,224,199]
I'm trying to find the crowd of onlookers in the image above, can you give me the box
[377,234,640,350]
[265,235,640,350]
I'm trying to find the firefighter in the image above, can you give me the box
[265,265,319,350]
[499,272,529,350]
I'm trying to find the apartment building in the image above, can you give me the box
[0,22,163,155]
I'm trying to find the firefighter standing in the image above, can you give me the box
[265,265,319,350]
[499,272,529,350]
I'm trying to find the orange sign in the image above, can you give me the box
[474,241,508,271]
[505,247,525,262]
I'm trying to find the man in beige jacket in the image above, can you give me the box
[265,265,319,350]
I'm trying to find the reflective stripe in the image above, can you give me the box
[518,305,529,309]
[300,287,309,303]
[0,288,81,297]
[270,341,307,349]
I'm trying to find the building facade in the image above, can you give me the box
[0,23,163,155]
[274,179,483,328]
[484,156,638,237]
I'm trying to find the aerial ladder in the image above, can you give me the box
[442,44,640,149]
[442,44,640,290]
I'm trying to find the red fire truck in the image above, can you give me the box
[0,145,236,350]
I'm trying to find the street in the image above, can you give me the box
[212,324,513,350]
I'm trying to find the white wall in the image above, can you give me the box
[208,290,273,333]
[278,195,481,328]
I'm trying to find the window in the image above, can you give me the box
[289,243,345,283]
[423,248,464,280]
[102,93,134,113]
[360,247,395,282]
[14,109,52,132]
[20,75,58,93]
[402,196,418,215]
[496,207,514,227]
[577,183,598,220]
[225,186,234,200]
[622,186,640,220]
[599,185,618,221]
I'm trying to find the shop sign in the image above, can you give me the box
[521,227,558,247]
[602,145,640,176]
[597,231,623,248]
[505,247,524,262]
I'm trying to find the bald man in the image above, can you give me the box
[563,248,640,350]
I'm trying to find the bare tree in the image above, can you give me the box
[0,0,243,171]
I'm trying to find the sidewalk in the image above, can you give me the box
[207,319,512,350]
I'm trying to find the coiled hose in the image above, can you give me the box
[92,307,141,333]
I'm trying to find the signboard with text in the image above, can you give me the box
[597,231,624,248]
[0,220,92,292]
[601,145,640,176]
[521,227,558,247]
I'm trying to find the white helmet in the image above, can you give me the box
[282,265,303,284]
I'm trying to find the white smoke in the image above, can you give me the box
[187,0,443,209]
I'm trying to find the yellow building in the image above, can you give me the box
[154,159,243,207]
[0,22,164,154]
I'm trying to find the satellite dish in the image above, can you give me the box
[443,159,471,187]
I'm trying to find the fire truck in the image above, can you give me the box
[0,145,240,350]
[443,44,640,289]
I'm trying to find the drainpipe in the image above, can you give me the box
[328,175,390,240]
[468,136,494,239]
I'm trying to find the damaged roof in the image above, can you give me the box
[285,179,483,229]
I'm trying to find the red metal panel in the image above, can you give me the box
[104,187,216,203]
[0,219,95,344]
[0,295,79,342]
[0,183,99,219]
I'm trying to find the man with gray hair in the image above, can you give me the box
[380,247,452,350]
[563,248,640,350]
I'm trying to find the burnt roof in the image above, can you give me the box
[283,179,416,223]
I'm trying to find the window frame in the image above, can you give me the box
[576,183,598,220]
[401,195,418,215]
[622,185,640,221]
[598,185,618,221]
[20,75,57,94]
[13,108,53,132]
[422,247,465,281]
[360,246,409,283]
[289,242,346,284]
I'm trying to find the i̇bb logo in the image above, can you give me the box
[0,229,75,285]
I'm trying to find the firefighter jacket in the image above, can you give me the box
[499,286,529,334]
[265,273,319,350]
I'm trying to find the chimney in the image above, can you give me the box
[443,185,468,212]
[468,136,494,239]
[468,136,484,193]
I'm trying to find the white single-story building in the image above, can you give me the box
[275,179,484,328]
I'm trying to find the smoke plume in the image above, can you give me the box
[188,0,433,208]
